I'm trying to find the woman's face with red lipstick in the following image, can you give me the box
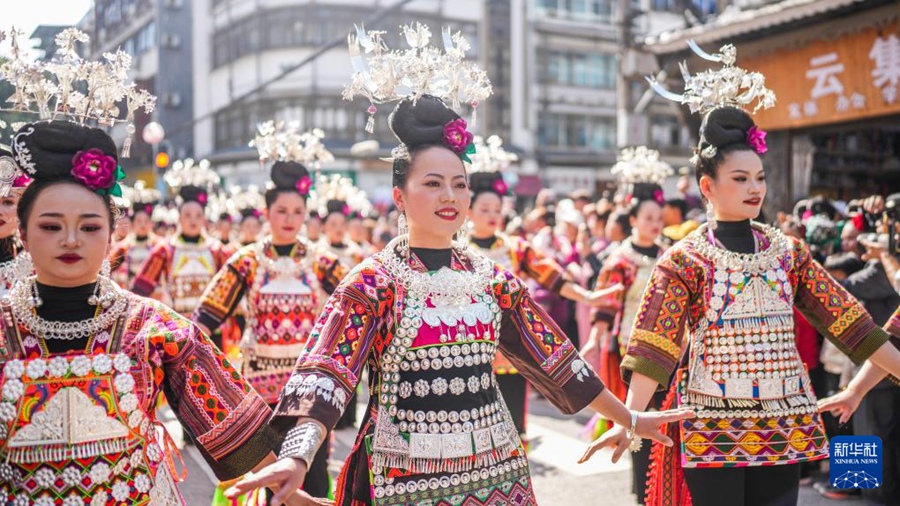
[700,150,767,223]
[393,146,470,249]
[22,182,112,287]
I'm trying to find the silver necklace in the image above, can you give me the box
[689,222,789,274]
[8,276,128,340]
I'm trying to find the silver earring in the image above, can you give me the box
[455,219,470,244]
[29,278,43,308]
[706,202,718,231]
[398,212,408,237]
[90,260,112,306]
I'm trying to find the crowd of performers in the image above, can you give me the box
[2,24,900,506]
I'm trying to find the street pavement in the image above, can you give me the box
[168,394,865,506]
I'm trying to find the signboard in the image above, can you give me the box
[741,21,900,130]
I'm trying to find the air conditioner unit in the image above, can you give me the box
[164,0,183,8]
[164,93,182,108]
[161,34,181,49]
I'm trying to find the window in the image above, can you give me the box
[536,0,613,23]
[651,115,684,148]
[212,5,478,68]
[539,113,615,150]
[540,51,615,88]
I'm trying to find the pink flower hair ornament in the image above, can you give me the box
[295,175,313,197]
[442,119,476,163]
[71,148,125,197]
[491,177,512,197]
[12,173,32,189]
[197,192,208,206]
[747,126,768,155]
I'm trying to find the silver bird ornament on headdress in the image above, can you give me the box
[343,22,493,133]
[646,40,776,116]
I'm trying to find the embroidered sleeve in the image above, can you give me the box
[513,236,568,293]
[108,241,128,272]
[270,262,394,432]
[131,243,169,297]
[790,239,889,364]
[494,267,604,414]
[194,248,255,333]
[620,247,695,389]
[147,301,277,480]
[591,260,627,325]
[883,307,900,385]
[313,251,348,295]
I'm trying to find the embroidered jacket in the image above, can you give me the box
[109,233,164,289]
[317,240,365,269]
[590,240,664,401]
[131,236,231,315]
[0,292,278,505]
[470,233,569,374]
[193,239,346,404]
[623,224,890,468]
[271,246,603,506]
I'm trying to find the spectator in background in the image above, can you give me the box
[661,198,699,243]
[570,189,593,212]
[675,167,702,210]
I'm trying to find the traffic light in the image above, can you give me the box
[155,142,170,172]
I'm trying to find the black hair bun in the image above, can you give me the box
[698,106,755,152]
[470,171,506,198]
[628,182,664,203]
[240,207,261,220]
[12,120,117,180]
[388,95,460,149]
[270,161,310,190]
[132,201,155,216]
[179,185,209,206]
[325,199,348,217]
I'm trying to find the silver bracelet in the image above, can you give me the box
[279,422,326,467]
[625,410,643,452]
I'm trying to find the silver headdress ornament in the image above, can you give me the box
[468,135,518,174]
[163,158,221,193]
[0,27,156,158]
[129,180,161,205]
[230,185,266,215]
[646,40,776,116]
[250,121,334,171]
[611,146,673,186]
[344,22,493,133]
[309,173,372,219]
[646,41,776,165]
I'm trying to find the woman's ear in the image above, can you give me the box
[392,187,405,213]
[698,175,714,202]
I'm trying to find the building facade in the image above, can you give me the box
[86,0,196,183]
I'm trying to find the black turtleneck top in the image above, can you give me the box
[273,244,295,257]
[411,247,452,271]
[35,282,98,355]
[713,219,755,254]
[471,236,497,250]
[632,242,661,258]
[181,234,201,244]
[135,234,149,243]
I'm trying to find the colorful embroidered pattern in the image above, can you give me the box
[0,292,275,506]
[272,247,603,506]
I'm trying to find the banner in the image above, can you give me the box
[741,21,900,130]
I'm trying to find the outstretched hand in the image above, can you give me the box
[584,283,625,306]
[578,408,694,464]
[818,388,862,425]
[224,458,331,506]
